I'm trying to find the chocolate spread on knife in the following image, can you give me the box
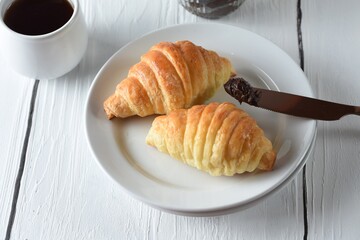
[224,77,260,106]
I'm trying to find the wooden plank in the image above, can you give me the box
[0,55,34,239]
[302,0,360,239]
[10,0,305,239]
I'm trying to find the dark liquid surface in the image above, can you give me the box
[3,0,73,35]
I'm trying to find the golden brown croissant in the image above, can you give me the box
[146,102,276,176]
[103,41,233,119]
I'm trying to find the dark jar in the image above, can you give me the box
[179,0,245,19]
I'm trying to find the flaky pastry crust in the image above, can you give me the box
[103,41,233,119]
[146,102,276,176]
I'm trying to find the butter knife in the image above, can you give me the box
[224,77,360,121]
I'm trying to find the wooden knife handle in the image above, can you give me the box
[354,106,360,116]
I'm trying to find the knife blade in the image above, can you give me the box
[224,77,360,121]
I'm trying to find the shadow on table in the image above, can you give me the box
[61,30,130,83]
[78,36,121,81]
[172,182,305,237]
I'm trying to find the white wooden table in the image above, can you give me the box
[1,0,360,239]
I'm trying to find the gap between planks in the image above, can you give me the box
[297,0,308,240]
[5,80,39,240]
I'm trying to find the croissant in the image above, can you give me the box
[104,41,233,119]
[146,102,276,176]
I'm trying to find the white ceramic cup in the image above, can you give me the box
[0,0,88,79]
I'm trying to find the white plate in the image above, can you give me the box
[85,23,316,214]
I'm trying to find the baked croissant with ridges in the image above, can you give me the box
[146,102,276,176]
[104,41,233,119]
